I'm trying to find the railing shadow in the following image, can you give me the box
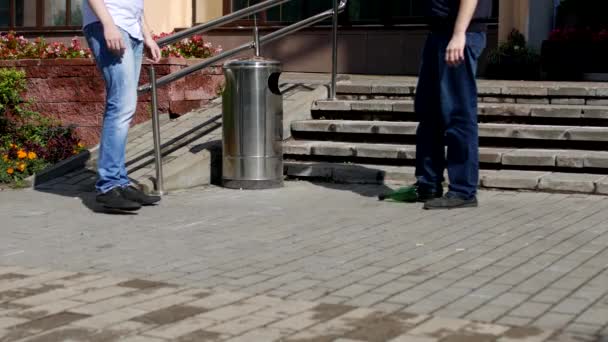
[126,114,222,175]
[33,113,223,215]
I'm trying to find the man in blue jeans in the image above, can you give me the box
[406,0,491,210]
[83,0,162,211]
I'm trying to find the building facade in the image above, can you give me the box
[1,0,556,75]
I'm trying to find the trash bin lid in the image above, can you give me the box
[223,56,281,69]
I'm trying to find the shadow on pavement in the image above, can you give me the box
[286,163,398,199]
[308,181,394,199]
[34,173,139,215]
[33,113,224,215]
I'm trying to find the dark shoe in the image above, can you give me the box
[119,185,161,206]
[416,185,444,202]
[423,193,478,210]
[96,188,142,211]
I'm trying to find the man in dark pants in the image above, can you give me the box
[407,0,492,210]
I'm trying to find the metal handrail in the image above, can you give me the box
[139,0,347,93]
[157,0,300,48]
[140,0,347,195]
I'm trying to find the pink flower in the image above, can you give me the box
[0,30,216,60]
[71,37,81,49]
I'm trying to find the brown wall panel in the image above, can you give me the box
[204,27,498,75]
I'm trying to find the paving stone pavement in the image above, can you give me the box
[1,182,608,341]
[0,265,597,342]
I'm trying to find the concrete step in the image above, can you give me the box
[313,100,608,121]
[285,160,608,195]
[336,78,608,99]
[283,140,608,170]
[282,73,608,100]
[91,102,224,194]
[291,120,608,143]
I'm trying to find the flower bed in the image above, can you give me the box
[0,68,84,186]
[154,32,222,59]
[0,32,224,147]
[0,32,92,59]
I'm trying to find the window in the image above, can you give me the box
[1,0,83,30]
[1,0,9,28]
[18,0,37,27]
[228,0,499,26]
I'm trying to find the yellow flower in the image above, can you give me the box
[2,154,7,162]
[17,162,26,172]
[27,151,37,160]
[6,167,14,175]
[17,150,27,159]
[9,143,16,149]
[77,142,85,148]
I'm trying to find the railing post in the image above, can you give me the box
[330,0,339,100]
[147,66,165,196]
[254,14,261,57]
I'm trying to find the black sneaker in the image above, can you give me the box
[96,188,142,211]
[378,183,443,203]
[119,185,161,206]
[423,193,478,210]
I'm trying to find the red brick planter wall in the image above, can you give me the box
[0,58,224,146]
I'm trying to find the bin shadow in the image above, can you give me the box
[286,163,404,199]
[189,139,223,186]
[309,181,395,199]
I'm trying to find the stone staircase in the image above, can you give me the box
[34,74,608,195]
[284,77,608,194]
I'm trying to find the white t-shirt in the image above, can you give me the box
[82,0,144,40]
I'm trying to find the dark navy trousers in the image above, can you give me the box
[415,31,487,199]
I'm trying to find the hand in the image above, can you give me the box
[145,38,162,63]
[446,32,466,67]
[103,24,126,55]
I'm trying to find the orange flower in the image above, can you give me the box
[6,167,14,175]
[17,150,27,159]
[27,151,37,160]
[17,162,26,172]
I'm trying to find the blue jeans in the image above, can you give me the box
[415,32,486,199]
[84,22,144,194]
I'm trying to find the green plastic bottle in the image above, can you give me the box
[378,187,418,203]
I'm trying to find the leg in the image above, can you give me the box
[84,23,140,194]
[117,37,144,186]
[440,32,486,199]
[415,33,446,193]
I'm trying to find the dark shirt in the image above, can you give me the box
[428,0,493,32]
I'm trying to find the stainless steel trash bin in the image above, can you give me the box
[222,56,283,189]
